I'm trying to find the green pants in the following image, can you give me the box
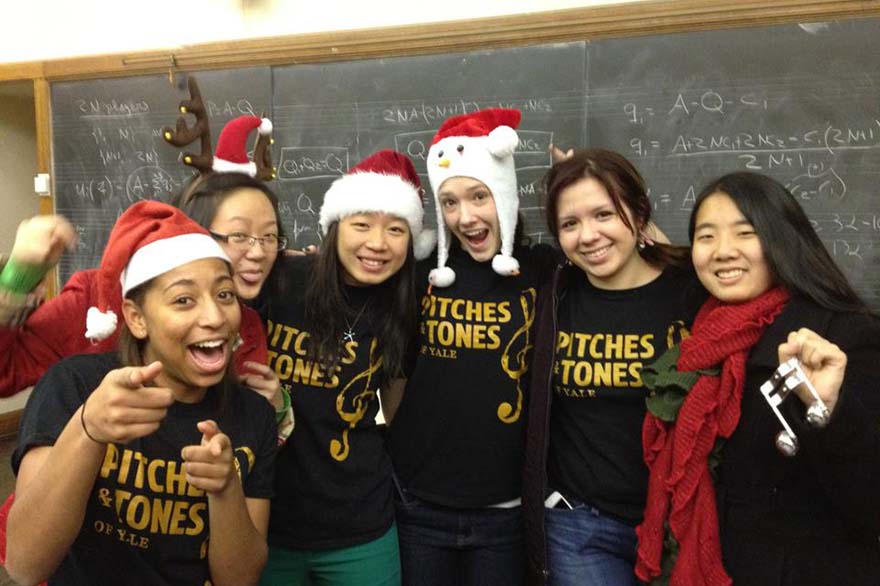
[259,525,401,586]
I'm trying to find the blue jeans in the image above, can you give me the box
[394,489,524,586]
[545,502,638,586]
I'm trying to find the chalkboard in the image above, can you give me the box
[50,17,880,308]
[588,19,880,308]
[51,68,271,280]
[270,43,584,247]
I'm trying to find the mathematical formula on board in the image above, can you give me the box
[606,86,880,270]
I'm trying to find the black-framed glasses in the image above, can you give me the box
[210,230,288,251]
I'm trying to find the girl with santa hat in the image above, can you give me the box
[6,201,277,586]
[385,108,557,586]
[256,149,434,586]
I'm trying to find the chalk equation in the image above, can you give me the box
[70,167,179,205]
[382,98,553,126]
[205,99,258,118]
[277,147,349,181]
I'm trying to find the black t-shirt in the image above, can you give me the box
[548,266,704,524]
[12,352,277,586]
[388,244,558,507]
[262,256,394,550]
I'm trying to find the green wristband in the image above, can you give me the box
[275,387,291,424]
[0,258,47,295]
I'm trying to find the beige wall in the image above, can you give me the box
[0,83,37,412]
[0,0,643,64]
[0,85,37,253]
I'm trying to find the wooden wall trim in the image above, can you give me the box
[0,409,21,441]
[1,0,879,82]
[33,78,58,295]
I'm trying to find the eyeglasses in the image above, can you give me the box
[209,230,288,251]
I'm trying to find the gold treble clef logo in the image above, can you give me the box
[498,288,537,424]
[330,339,383,461]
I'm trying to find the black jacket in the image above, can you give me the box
[717,296,880,585]
[522,261,564,585]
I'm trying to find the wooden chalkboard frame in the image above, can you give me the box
[2,0,879,295]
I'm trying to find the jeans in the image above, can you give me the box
[394,488,524,586]
[545,502,638,586]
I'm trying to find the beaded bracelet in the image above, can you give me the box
[0,258,47,295]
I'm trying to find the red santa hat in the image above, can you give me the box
[426,108,521,287]
[85,201,230,341]
[212,115,274,177]
[319,149,436,260]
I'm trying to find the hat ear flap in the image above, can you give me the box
[487,126,519,158]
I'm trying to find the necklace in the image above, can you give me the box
[343,301,370,343]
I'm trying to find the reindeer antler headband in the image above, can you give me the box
[162,77,276,181]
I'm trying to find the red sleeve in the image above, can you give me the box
[0,270,118,396]
[234,303,269,375]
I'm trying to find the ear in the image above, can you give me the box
[122,298,149,340]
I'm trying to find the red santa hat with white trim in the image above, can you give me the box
[319,149,436,260]
[85,201,230,341]
[212,115,273,177]
[426,108,521,287]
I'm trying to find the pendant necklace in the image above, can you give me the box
[343,301,370,343]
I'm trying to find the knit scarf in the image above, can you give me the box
[635,286,790,586]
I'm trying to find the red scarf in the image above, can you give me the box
[635,287,790,586]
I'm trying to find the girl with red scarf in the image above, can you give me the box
[636,172,880,586]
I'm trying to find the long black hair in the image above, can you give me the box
[544,148,689,270]
[304,221,418,386]
[689,172,869,313]
[169,172,287,299]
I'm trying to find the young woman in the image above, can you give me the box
[257,149,434,586]
[635,172,880,586]
[520,149,704,586]
[0,173,291,576]
[0,171,285,408]
[5,201,277,586]
[386,109,556,586]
